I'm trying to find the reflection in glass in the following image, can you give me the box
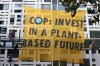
[42,4,51,10]
[58,4,65,11]
[3,4,9,10]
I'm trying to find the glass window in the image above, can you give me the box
[15,31,18,37]
[44,0,57,2]
[92,64,96,66]
[98,49,100,54]
[0,42,4,47]
[37,0,42,2]
[53,4,57,10]
[11,15,15,18]
[0,49,5,54]
[3,4,9,10]
[1,27,7,34]
[59,0,62,2]
[58,4,65,11]
[0,27,1,33]
[7,49,13,54]
[79,5,85,8]
[12,0,22,2]
[86,50,89,54]
[10,18,14,24]
[44,0,58,3]
[52,0,57,2]
[84,16,86,22]
[10,18,14,22]
[80,59,90,66]
[15,4,22,7]
[0,4,3,10]
[5,42,12,48]
[53,61,59,66]
[44,0,51,2]
[42,4,51,10]
[48,65,51,66]
[0,21,4,24]
[60,61,66,66]
[14,10,22,13]
[1,36,6,38]
[14,64,18,66]
[10,15,15,24]
[90,31,100,38]
[17,15,21,21]
[84,27,87,31]
[92,58,95,62]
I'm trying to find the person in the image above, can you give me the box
[7,48,13,62]
[89,40,96,54]
[7,54,12,62]
[8,31,14,40]
[13,43,18,53]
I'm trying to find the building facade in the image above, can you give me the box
[0,0,100,66]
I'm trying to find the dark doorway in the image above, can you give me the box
[80,59,90,66]
[0,4,3,10]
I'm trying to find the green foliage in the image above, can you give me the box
[61,0,98,17]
